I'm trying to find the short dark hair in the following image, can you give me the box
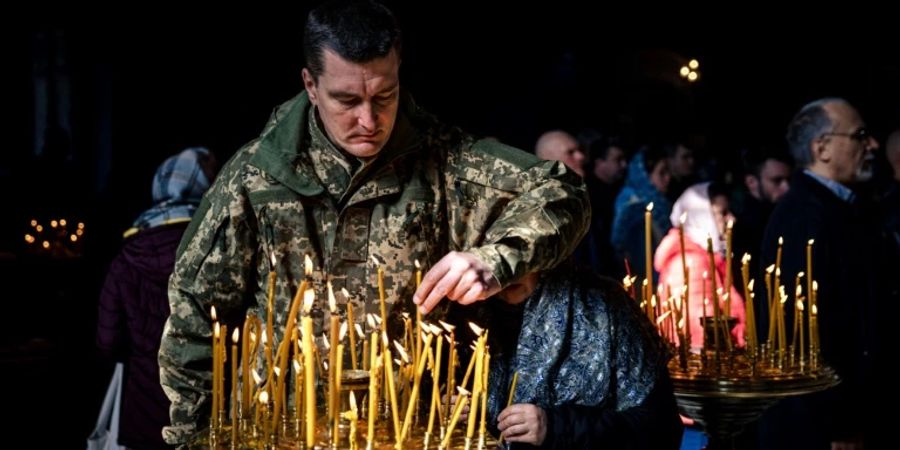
[785,98,845,167]
[303,0,403,80]
[642,143,668,176]
[578,129,626,161]
[740,145,793,179]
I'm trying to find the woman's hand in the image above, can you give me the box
[498,403,548,446]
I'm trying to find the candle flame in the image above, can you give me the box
[341,287,351,300]
[748,279,755,291]
[304,254,313,275]
[214,322,220,338]
[270,252,276,268]
[401,312,411,320]
[456,386,470,396]
[327,281,337,313]
[415,259,421,269]
[727,219,734,229]
[704,298,709,306]
[775,268,781,277]
[742,253,751,264]
[372,315,383,326]
[323,361,329,371]
[59,219,66,227]
[252,370,262,384]
[678,318,685,329]
[795,285,803,296]
[350,391,358,411]
[702,271,708,279]
[393,341,410,363]
[778,236,783,245]
[808,239,815,246]
[656,310,672,325]
[813,280,818,291]
[812,304,818,315]
[366,314,377,329]
[679,212,687,225]
[766,264,775,274]
[651,295,657,308]
[797,271,805,278]
[355,323,364,339]
[260,332,267,345]
[381,332,389,346]
[370,255,381,267]
[302,288,315,315]
[468,322,485,336]
[232,328,239,343]
[340,321,348,341]
[293,359,302,372]
[250,331,257,343]
[273,366,281,377]
[259,390,269,404]
[78,222,85,229]
[797,300,805,311]
[30,219,37,227]
[780,294,788,305]
[646,202,654,212]
[438,320,456,333]
[210,306,217,322]
[322,334,330,350]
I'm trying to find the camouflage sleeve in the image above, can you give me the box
[158,159,258,446]
[448,138,590,287]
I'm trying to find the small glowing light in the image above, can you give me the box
[70,235,78,242]
[59,219,67,227]
[76,229,84,236]
[50,220,58,228]
[687,71,699,82]
[36,225,44,232]
[30,220,37,227]
[679,66,690,77]
[78,222,85,229]
[25,234,33,242]
[42,241,50,249]
[688,59,699,69]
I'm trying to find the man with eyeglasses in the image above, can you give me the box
[757,98,885,450]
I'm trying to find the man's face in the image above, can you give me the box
[649,159,671,194]
[748,159,791,203]
[302,48,400,159]
[669,145,695,178]
[537,132,585,176]
[593,146,627,184]
[819,102,879,184]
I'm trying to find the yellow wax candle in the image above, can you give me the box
[705,237,721,350]
[415,260,423,372]
[383,344,401,442]
[441,389,470,449]
[466,332,486,440]
[293,358,303,443]
[347,296,358,370]
[231,329,239,446]
[496,370,519,445]
[345,392,359,450]
[806,240,814,307]
[439,322,456,427]
[725,220,733,318]
[212,321,220,430]
[241,314,252,412]
[218,324,227,423]
[400,334,434,442]
[301,288,317,448]
[266,253,276,367]
[372,256,387,330]
[427,329,443,436]
[333,344,344,447]
[479,352,490,440]
[366,335,380,447]
[328,281,340,429]
[741,255,756,353]
[644,202,654,293]
[258,390,270,441]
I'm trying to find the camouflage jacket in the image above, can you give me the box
[158,91,589,444]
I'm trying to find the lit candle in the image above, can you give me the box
[327,281,340,433]
[478,352,490,448]
[301,289,316,448]
[426,325,444,440]
[806,240,814,310]
[293,358,303,444]
[344,391,359,450]
[241,314,252,413]
[372,256,387,332]
[415,260,423,378]
[466,327,486,442]
[333,344,344,447]
[765,264,776,347]
[266,253,276,378]
[258,390,270,443]
[231,329,239,446]
[645,202,654,294]
[383,334,401,442]
[725,220,734,319]
[212,321,221,432]
[440,321,457,426]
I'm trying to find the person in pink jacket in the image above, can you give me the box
[653,181,745,350]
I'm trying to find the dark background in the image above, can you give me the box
[0,4,897,447]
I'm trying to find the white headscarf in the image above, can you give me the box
[669,182,725,254]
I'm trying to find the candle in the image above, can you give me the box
[440,388,470,449]
[344,391,359,450]
[366,336,380,448]
[258,390,270,443]
[466,330,486,441]
[333,344,344,447]
[231,329,239,446]
[741,255,757,354]
[346,289,358,370]
[400,334,434,442]
[241,314,252,414]
[427,326,443,439]
[415,260,423,374]
[372,256,387,331]
[644,202,654,295]
[327,281,340,432]
[440,321,457,426]
[293,358,303,444]
[806,240,814,309]
[765,264,775,347]
[301,289,316,447]
[383,338,401,442]
[725,220,734,318]
[479,352,490,447]
[212,321,220,432]
[266,253,276,376]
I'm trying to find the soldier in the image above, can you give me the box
[158,0,589,445]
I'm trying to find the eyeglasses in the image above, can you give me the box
[821,127,872,143]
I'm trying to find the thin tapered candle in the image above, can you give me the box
[725,220,733,318]
[231,329,239,446]
[644,202,654,296]
[346,290,358,370]
[441,389,470,449]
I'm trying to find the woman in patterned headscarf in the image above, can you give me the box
[96,147,216,450]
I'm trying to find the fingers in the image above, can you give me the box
[412,252,499,314]
[413,256,451,311]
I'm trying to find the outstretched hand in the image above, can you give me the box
[413,251,501,314]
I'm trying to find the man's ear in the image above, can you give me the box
[301,68,317,104]
[811,138,831,164]
[744,174,759,193]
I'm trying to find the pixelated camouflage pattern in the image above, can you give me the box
[158,91,589,445]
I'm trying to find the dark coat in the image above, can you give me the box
[97,222,187,450]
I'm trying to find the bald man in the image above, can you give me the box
[535,130,586,177]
